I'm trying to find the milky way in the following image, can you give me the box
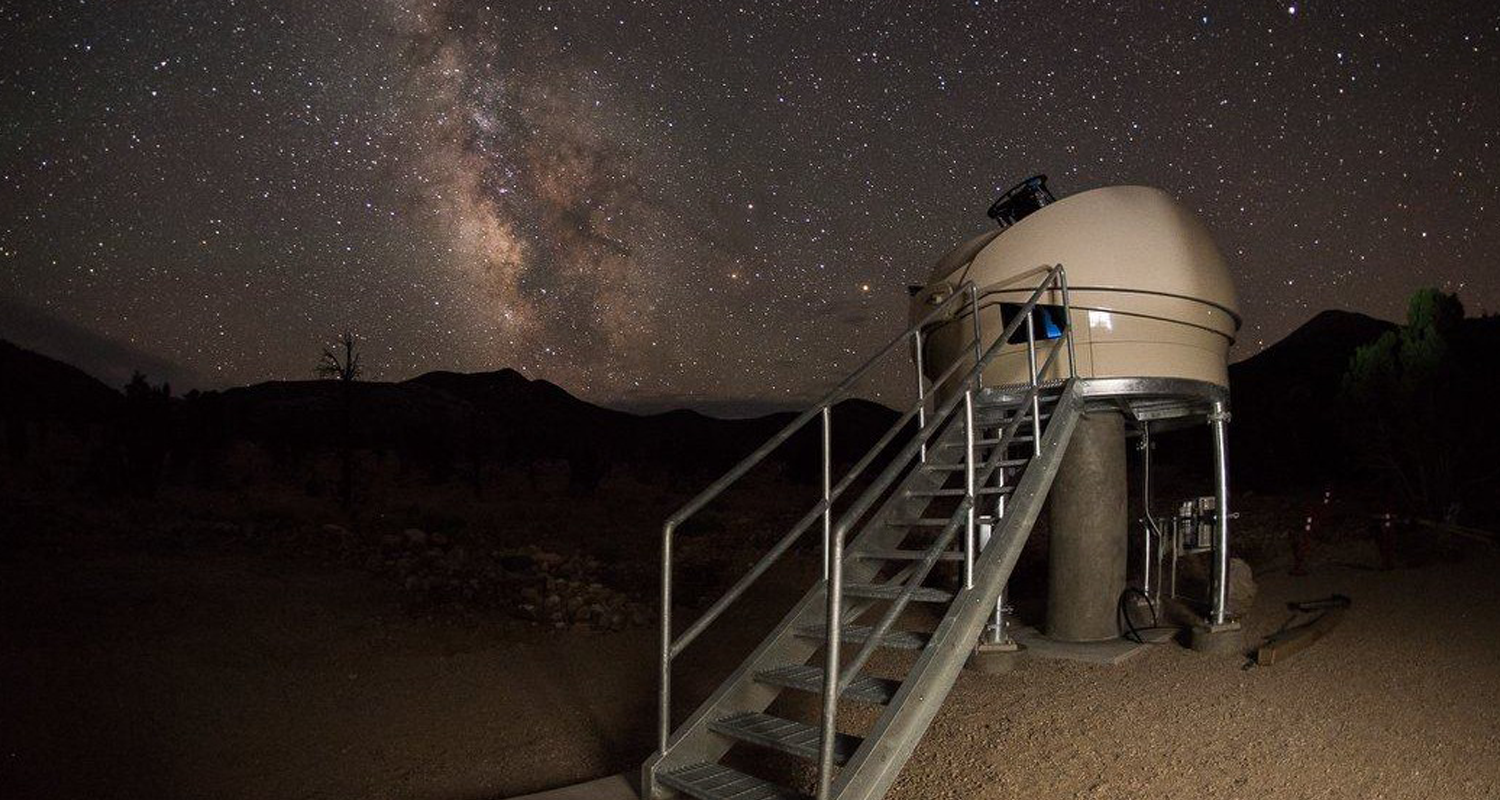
[3,1,1498,414]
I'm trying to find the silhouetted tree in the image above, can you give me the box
[1341,288,1465,517]
[317,331,363,383]
[317,331,362,510]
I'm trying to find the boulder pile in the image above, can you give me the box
[367,529,650,630]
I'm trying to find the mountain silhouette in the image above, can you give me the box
[4,306,1493,494]
[0,338,121,427]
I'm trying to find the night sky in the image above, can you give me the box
[3,1,1497,414]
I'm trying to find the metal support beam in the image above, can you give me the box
[1140,423,1154,599]
[822,407,833,579]
[963,389,976,590]
[913,330,927,463]
[1208,402,1232,626]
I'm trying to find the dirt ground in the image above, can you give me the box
[3,530,1498,799]
[885,545,1500,800]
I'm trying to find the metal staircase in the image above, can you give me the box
[646,266,1080,800]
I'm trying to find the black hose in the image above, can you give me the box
[1117,586,1184,643]
[1117,586,1155,643]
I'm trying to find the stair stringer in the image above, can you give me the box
[830,379,1084,800]
[642,414,971,799]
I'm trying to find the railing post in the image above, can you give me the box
[1025,313,1042,457]
[1140,423,1155,600]
[1057,265,1077,380]
[987,466,1011,644]
[822,406,832,579]
[1209,402,1232,626]
[659,521,674,754]
[968,284,983,391]
[963,388,976,590]
[913,330,927,463]
[817,521,845,799]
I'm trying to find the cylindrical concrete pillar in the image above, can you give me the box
[1047,410,1128,642]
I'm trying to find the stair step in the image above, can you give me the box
[905,486,1014,498]
[940,434,1034,448]
[977,410,1053,423]
[888,516,998,527]
[756,664,899,705]
[979,388,1063,406]
[843,582,953,602]
[852,547,964,562]
[710,711,861,765]
[796,623,931,650]
[659,762,807,800]
[922,457,1029,472]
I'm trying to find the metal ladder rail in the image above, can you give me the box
[817,265,1077,797]
[830,380,1084,800]
[833,379,1058,692]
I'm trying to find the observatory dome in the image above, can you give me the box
[913,184,1240,392]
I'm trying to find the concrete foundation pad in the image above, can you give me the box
[1190,620,1244,655]
[507,774,638,800]
[968,640,1026,673]
[1009,623,1175,665]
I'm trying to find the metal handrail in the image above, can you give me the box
[816,265,1076,798]
[834,333,1071,692]
[667,346,976,660]
[651,261,1079,800]
[657,282,980,751]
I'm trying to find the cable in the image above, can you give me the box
[1117,586,1174,644]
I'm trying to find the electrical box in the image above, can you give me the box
[1174,496,1217,554]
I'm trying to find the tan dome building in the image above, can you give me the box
[913,183,1240,404]
[642,176,1246,800]
[910,176,1242,649]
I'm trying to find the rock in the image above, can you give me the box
[403,528,428,547]
[1160,554,1256,616]
[322,523,348,536]
[380,533,401,549]
[431,531,450,548]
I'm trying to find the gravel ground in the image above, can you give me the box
[3,538,1497,799]
[880,546,1500,800]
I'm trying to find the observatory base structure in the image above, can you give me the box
[1048,409,1127,643]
